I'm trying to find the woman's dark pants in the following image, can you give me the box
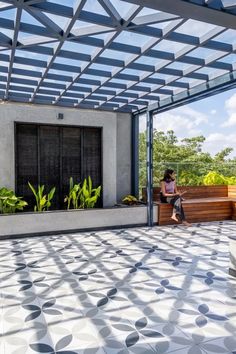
[167,195,185,221]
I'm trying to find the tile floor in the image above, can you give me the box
[0,221,236,354]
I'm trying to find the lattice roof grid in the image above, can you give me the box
[0,0,236,113]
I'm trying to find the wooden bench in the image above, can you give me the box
[142,185,236,225]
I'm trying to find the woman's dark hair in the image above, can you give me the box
[161,169,175,182]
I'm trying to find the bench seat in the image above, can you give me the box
[143,185,236,225]
[158,197,234,225]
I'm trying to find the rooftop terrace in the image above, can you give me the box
[1,221,236,353]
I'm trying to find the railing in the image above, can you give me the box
[139,161,236,196]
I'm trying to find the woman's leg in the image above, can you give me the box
[170,196,191,225]
[167,196,181,221]
[174,197,185,221]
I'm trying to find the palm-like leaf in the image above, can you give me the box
[48,187,56,201]
[28,182,55,212]
[64,177,101,210]
[88,176,92,195]
[28,182,37,199]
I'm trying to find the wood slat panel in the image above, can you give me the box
[16,124,38,210]
[158,198,233,225]
[231,201,236,219]
[62,127,81,206]
[143,185,229,201]
[83,128,102,188]
[40,126,60,210]
[228,186,236,197]
[15,124,102,210]
[159,215,231,226]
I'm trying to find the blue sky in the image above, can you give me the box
[140,87,236,158]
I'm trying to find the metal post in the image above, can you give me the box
[176,162,179,185]
[131,113,139,198]
[146,110,153,227]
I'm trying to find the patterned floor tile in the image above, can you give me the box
[1,221,236,353]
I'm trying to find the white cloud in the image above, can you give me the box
[210,109,216,115]
[221,113,236,127]
[138,105,236,157]
[221,93,236,127]
[225,93,236,111]
[203,132,236,157]
[139,105,208,137]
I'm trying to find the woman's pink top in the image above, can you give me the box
[164,180,175,194]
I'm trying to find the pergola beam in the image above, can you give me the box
[129,12,181,27]
[30,2,73,18]
[116,25,226,111]
[54,5,143,105]
[30,0,87,102]
[0,32,12,47]
[120,0,236,29]
[25,6,64,37]
[147,70,236,114]
[5,2,22,100]
[98,0,122,23]
[0,0,236,112]
[89,19,186,108]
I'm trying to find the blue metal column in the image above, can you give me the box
[146,110,153,226]
[131,113,139,198]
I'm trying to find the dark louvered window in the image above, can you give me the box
[15,123,102,210]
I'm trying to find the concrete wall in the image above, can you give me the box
[0,206,158,238]
[116,112,132,202]
[0,102,132,206]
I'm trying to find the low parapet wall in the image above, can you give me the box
[0,205,158,239]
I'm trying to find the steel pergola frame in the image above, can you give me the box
[1,0,236,226]
[0,0,236,113]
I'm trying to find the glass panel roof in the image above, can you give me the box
[152,40,193,55]
[110,0,139,17]
[115,31,151,47]
[0,8,16,19]
[0,0,235,112]
[214,29,236,44]
[175,19,218,37]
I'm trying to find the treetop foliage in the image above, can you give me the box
[139,130,236,188]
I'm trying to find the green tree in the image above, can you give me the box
[139,129,236,191]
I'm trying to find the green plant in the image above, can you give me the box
[0,187,28,214]
[64,177,82,209]
[225,176,236,185]
[203,171,227,185]
[64,176,101,209]
[28,182,56,212]
[122,194,139,205]
[139,130,236,192]
[203,171,236,186]
[79,176,101,208]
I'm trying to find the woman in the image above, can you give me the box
[160,169,191,227]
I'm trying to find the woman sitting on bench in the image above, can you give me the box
[160,169,191,227]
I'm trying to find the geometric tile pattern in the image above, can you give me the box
[0,0,236,113]
[1,221,236,353]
